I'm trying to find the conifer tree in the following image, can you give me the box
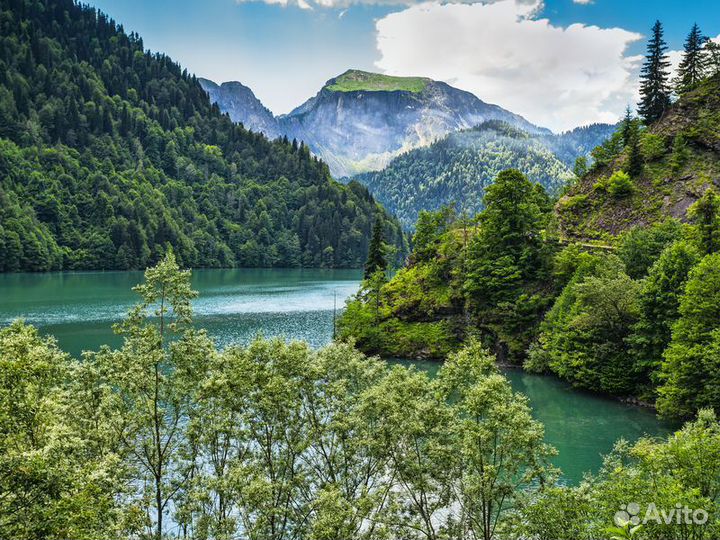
[364,215,387,280]
[620,105,634,146]
[689,189,720,255]
[638,21,672,124]
[706,40,720,77]
[623,116,643,178]
[675,23,708,94]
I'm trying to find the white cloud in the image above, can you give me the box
[573,0,593,4]
[374,0,642,131]
[235,0,539,10]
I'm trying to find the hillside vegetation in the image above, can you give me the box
[354,121,614,228]
[325,70,430,93]
[0,0,406,271]
[558,74,720,240]
[340,162,720,419]
[6,254,720,540]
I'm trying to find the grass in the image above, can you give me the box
[326,70,429,93]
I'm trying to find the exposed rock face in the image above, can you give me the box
[199,78,280,139]
[201,70,548,178]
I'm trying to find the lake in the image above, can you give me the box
[0,268,675,482]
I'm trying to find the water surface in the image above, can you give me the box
[0,268,675,482]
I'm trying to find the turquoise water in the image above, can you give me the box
[0,268,675,482]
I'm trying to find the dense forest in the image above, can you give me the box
[3,253,719,540]
[0,0,406,272]
[353,121,615,229]
[340,24,720,420]
[341,162,720,418]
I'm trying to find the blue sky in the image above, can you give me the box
[88,0,720,131]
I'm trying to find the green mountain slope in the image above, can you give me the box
[325,70,430,93]
[353,121,613,229]
[557,74,720,240]
[0,0,406,272]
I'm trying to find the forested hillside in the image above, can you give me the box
[353,121,613,228]
[0,0,406,271]
[558,74,720,239]
[340,33,720,417]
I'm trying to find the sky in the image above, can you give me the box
[88,0,720,132]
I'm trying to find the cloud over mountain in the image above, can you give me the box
[374,0,642,131]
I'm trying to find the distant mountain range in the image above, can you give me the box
[354,121,616,228]
[201,70,549,178]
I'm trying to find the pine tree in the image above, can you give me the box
[705,40,720,77]
[623,116,643,178]
[689,189,720,255]
[638,21,672,125]
[364,215,387,280]
[675,23,708,94]
[620,106,634,146]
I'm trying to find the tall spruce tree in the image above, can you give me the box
[620,105,634,146]
[364,215,387,279]
[638,21,672,124]
[624,116,644,178]
[675,23,708,94]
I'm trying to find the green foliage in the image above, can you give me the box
[536,254,641,395]
[675,23,710,94]
[606,170,634,197]
[355,121,577,229]
[629,240,701,397]
[411,205,456,264]
[658,253,720,417]
[688,189,720,254]
[638,20,672,124]
[326,70,429,93]
[341,169,557,363]
[0,0,405,271]
[623,119,644,178]
[640,132,668,161]
[591,129,625,169]
[573,155,589,178]
[0,321,129,539]
[617,219,684,279]
[515,410,720,540]
[364,215,387,279]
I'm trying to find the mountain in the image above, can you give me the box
[352,121,614,229]
[0,0,406,272]
[202,70,548,178]
[557,73,720,240]
[199,78,280,139]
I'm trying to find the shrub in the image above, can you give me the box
[640,133,667,161]
[607,171,634,197]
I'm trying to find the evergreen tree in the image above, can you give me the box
[689,189,720,255]
[638,21,672,124]
[572,155,588,179]
[620,105,634,146]
[706,40,720,77]
[623,114,643,178]
[364,215,387,279]
[658,253,720,418]
[629,240,700,394]
[675,23,708,94]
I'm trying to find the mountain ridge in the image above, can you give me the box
[353,120,616,228]
[201,70,550,177]
[0,0,407,272]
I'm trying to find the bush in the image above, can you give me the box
[640,132,667,161]
[607,171,634,197]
